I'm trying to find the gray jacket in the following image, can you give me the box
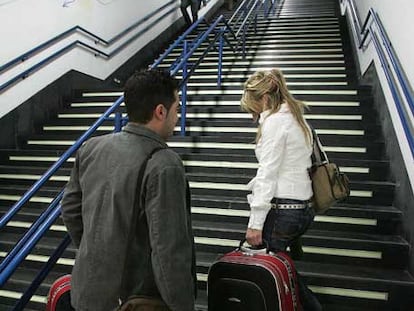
[61,123,196,311]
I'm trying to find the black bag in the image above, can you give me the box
[309,129,350,214]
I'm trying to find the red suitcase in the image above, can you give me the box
[208,247,301,311]
[46,274,73,311]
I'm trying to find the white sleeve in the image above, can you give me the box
[248,119,288,230]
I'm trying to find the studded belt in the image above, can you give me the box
[270,198,312,210]
[271,203,307,209]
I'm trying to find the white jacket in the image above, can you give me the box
[247,104,313,230]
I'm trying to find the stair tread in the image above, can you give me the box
[194,250,414,285]
[192,220,408,245]
[186,171,396,184]
[297,260,414,285]
[0,149,391,166]
[1,0,413,309]
[196,253,414,285]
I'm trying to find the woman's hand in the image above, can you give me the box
[246,228,263,246]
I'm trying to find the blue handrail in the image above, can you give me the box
[170,16,225,76]
[0,0,176,74]
[0,1,276,307]
[371,31,414,155]
[235,0,260,37]
[170,15,226,134]
[369,9,414,118]
[150,16,209,69]
[0,201,63,286]
[0,0,269,233]
[341,0,414,157]
[0,191,64,275]
[0,96,124,230]
[0,96,124,289]
[12,234,71,311]
[149,0,265,132]
[0,1,177,93]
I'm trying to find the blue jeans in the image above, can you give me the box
[262,204,314,252]
[262,201,322,311]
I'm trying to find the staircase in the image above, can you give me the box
[1,0,414,310]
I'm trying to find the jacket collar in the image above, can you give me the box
[259,103,289,124]
[122,123,168,148]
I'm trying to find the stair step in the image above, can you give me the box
[195,252,414,310]
[43,117,379,134]
[186,172,394,205]
[59,103,371,114]
[190,195,401,235]
[192,220,408,269]
[24,133,385,160]
[1,0,412,309]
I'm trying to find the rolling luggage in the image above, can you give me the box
[208,244,301,311]
[46,274,74,311]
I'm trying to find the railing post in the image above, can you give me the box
[242,24,247,59]
[180,40,188,136]
[217,27,225,87]
[255,13,258,34]
[114,111,122,132]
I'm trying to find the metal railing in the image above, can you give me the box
[341,0,414,157]
[0,1,277,309]
[150,0,273,134]
[0,0,178,93]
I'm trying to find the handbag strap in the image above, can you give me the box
[311,127,329,165]
[119,146,165,303]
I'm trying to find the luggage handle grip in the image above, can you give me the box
[238,239,270,254]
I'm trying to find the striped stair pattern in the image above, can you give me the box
[1,0,414,310]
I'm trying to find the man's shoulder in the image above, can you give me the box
[77,132,116,155]
[83,132,116,147]
[151,148,182,166]
[143,148,184,179]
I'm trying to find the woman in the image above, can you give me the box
[241,68,322,311]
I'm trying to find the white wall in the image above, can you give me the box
[0,0,220,118]
[341,0,414,189]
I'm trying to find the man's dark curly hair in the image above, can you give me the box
[124,69,179,123]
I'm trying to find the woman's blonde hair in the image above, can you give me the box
[240,68,311,144]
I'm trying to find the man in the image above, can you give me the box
[61,70,196,311]
[180,0,201,26]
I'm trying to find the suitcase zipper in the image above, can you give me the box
[275,254,299,311]
[283,282,290,294]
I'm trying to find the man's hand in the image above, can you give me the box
[246,228,263,246]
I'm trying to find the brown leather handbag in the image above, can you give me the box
[309,129,350,214]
